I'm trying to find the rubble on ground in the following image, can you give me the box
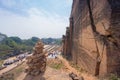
[69,72,84,80]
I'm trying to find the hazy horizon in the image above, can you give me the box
[0,32,62,39]
[0,0,72,39]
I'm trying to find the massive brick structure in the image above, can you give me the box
[63,0,120,76]
[62,27,72,60]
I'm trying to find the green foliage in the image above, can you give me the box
[55,39,62,45]
[47,59,64,70]
[0,35,39,57]
[109,74,120,80]
[0,36,39,50]
[22,37,39,46]
[23,39,35,46]
[41,38,62,45]
[0,44,11,50]
[0,60,4,67]
[0,33,62,59]
[48,61,64,69]
[0,52,9,56]
[18,44,33,51]
[0,33,7,42]
[31,37,39,42]
[9,37,22,44]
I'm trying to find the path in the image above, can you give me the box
[57,55,79,75]
[17,66,71,80]
[0,60,25,75]
[0,45,98,80]
[0,45,53,76]
[57,55,98,80]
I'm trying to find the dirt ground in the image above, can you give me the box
[16,57,72,80]
[0,55,99,80]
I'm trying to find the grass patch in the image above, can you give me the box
[47,59,64,70]
[99,74,120,80]
[109,74,120,80]
[0,60,4,67]
[0,73,14,80]
[15,67,23,74]
[3,62,26,80]
[69,61,87,73]
[49,63,63,69]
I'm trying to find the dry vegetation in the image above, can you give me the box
[0,60,3,67]
[1,56,120,80]
[69,62,99,80]
[69,61,120,80]
[0,62,26,80]
[47,58,64,70]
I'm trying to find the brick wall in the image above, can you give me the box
[63,0,120,76]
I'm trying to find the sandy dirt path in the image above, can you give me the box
[0,60,24,75]
[17,66,71,80]
[57,55,79,75]
[57,55,98,80]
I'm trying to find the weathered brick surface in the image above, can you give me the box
[26,41,46,76]
[63,0,120,76]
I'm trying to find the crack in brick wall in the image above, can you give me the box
[62,0,120,77]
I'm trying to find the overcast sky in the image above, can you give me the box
[0,0,72,39]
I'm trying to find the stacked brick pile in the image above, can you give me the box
[26,41,46,76]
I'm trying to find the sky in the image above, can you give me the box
[0,0,72,39]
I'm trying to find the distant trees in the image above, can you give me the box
[0,35,40,58]
[9,37,22,44]
[0,33,62,59]
[1,38,17,48]
[41,38,62,45]
[31,37,40,42]
[0,44,11,50]
[0,33,7,42]
[22,37,40,46]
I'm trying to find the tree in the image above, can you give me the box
[9,37,22,44]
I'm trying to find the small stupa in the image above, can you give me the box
[26,41,46,76]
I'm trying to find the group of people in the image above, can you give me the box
[48,51,61,59]
[2,53,28,67]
